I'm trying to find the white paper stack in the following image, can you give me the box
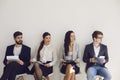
[31,58,44,65]
[7,56,19,61]
[99,56,105,59]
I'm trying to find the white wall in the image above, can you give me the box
[0,0,120,80]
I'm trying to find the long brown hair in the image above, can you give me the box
[37,32,51,61]
[64,30,74,56]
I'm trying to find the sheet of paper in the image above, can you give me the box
[99,56,105,59]
[31,58,44,65]
[7,56,19,61]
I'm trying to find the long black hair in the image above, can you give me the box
[37,32,51,61]
[64,30,74,56]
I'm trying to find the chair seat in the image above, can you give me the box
[48,73,54,77]
[16,73,26,80]
[95,75,104,80]
[60,72,81,80]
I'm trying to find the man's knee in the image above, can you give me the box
[87,67,95,74]
[101,68,112,80]
[87,67,97,77]
[6,62,18,68]
[105,72,112,80]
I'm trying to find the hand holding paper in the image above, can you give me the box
[31,58,44,65]
[98,56,106,64]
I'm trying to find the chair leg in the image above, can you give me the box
[99,77,103,80]
[16,76,24,80]
[96,77,103,80]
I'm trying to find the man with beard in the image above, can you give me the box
[0,31,31,80]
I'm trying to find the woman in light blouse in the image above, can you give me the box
[60,30,80,80]
[31,32,57,80]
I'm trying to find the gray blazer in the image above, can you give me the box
[60,42,80,68]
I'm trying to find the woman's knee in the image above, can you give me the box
[34,63,41,72]
[66,64,75,74]
[34,63,40,68]
[66,64,72,69]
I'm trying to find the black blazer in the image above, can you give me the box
[3,44,31,69]
[83,43,109,72]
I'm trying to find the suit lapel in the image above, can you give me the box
[91,43,95,57]
[11,44,15,55]
[98,44,102,57]
[19,45,24,56]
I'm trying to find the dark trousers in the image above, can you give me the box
[1,62,25,80]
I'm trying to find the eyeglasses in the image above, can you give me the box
[97,37,103,39]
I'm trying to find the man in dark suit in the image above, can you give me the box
[0,31,31,80]
[83,31,111,80]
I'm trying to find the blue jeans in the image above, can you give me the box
[87,66,112,80]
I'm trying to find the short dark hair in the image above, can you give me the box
[92,30,103,39]
[13,31,23,38]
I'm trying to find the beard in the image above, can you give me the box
[16,40,23,45]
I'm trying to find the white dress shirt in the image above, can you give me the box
[65,52,73,60]
[39,44,57,66]
[13,45,22,56]
[93,45,100,57]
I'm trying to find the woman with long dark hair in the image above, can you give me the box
[31,32,57,80]
[60,30,80,80]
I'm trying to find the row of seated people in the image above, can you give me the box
[0,31,111,80]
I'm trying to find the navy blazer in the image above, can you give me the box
[83,43,109,72]
[3,44,31,68]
